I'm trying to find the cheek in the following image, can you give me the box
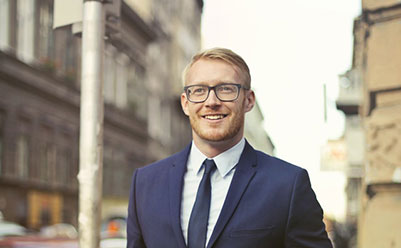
[186,105,202,118]
[191,104,203,113]
[231,100,246,114]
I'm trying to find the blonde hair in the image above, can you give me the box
[182,47,251,88]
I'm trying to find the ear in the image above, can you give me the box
[181,92,190,116]
[244,90,255,113]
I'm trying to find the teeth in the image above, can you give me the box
[205,115,225,120]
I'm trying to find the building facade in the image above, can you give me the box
[0,0,202,229]
[335,69,364,247]
[244,102,274,155]
[344,1,401,247]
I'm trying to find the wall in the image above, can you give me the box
[353,2,401,247]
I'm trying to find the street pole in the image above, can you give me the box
[78,1,105,248]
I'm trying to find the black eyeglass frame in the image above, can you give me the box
[183,83,250,103]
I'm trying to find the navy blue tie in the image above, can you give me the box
[188,159,217,248]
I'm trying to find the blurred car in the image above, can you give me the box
[0,221,26,238]
[40,223,78,239]
[0,213,78,248]
[0,212,27,237]
[100,216,127,248]
[101,216,127,239]
[100,237,126,248]
[0,213,126,248]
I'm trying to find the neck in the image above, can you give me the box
[193,134,243,158]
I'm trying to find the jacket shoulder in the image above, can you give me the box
[254,150,306,175]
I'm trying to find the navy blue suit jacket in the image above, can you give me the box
[127,141,332,248]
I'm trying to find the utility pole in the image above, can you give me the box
[54,1,120,246]
[78,1,105,247]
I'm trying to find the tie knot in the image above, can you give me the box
[203,159,216,175]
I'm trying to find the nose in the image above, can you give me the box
[204,88,221,107]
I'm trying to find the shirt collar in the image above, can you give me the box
[188,138,246,178]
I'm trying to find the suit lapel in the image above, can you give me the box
[207,141,258,248]
[169,143,191,248]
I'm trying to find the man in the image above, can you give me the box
[127,48,332,248]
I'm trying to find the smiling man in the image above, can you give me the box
[127,48,333,248]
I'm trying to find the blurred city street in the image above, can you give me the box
[1,0,401,247]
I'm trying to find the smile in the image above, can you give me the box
[202,114,227,120]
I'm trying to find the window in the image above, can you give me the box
[16,117,32,179]
[115,53,129,109]
[39,144,47,182]
[70,146,79,189]
[38,0,53,59]
[52,25,80,85]
[0,112,4,176]
[127,64,147,120]
[103,161,112,196]
[37,0,55,69]
[148,96,161,139]
[46,144,56,183]
[102,144,114,196]
[0,134,3,176]
[103,44,130,109]
[148,98,172,145]
[63,27,80,83]
[16,0,35,63]
[104,44,117,104]
[161,103,171,144]
[102,145,130,197]
[0,0,11,51]
[39,142,56,183]
[38,124,56,183]
[57,147,72,186]
[16,134,29,178]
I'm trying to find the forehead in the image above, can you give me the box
[186,59,242,86]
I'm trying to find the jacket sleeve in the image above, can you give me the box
[127,169,146,248]
[285,169,333,248]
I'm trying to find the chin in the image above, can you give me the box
[198,130,238,143]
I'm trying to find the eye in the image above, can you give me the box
[218,85,236,93]
[190,86,207,95]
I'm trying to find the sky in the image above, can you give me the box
[201,0,361,220]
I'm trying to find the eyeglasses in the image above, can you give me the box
[184,83,249,103]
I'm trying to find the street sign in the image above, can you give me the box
[53,0,121,34]
[53,0,83,29]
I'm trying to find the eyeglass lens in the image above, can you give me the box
[186,84,239,102]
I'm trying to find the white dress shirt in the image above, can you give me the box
[180,138,246,246]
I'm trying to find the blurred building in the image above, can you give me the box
[334,69,364,247]
[343,0,401,247]
[244,102,274,155]
[0,0,202,229]
[336,69,365,219]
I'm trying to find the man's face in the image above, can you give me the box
[181,58,255,145]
